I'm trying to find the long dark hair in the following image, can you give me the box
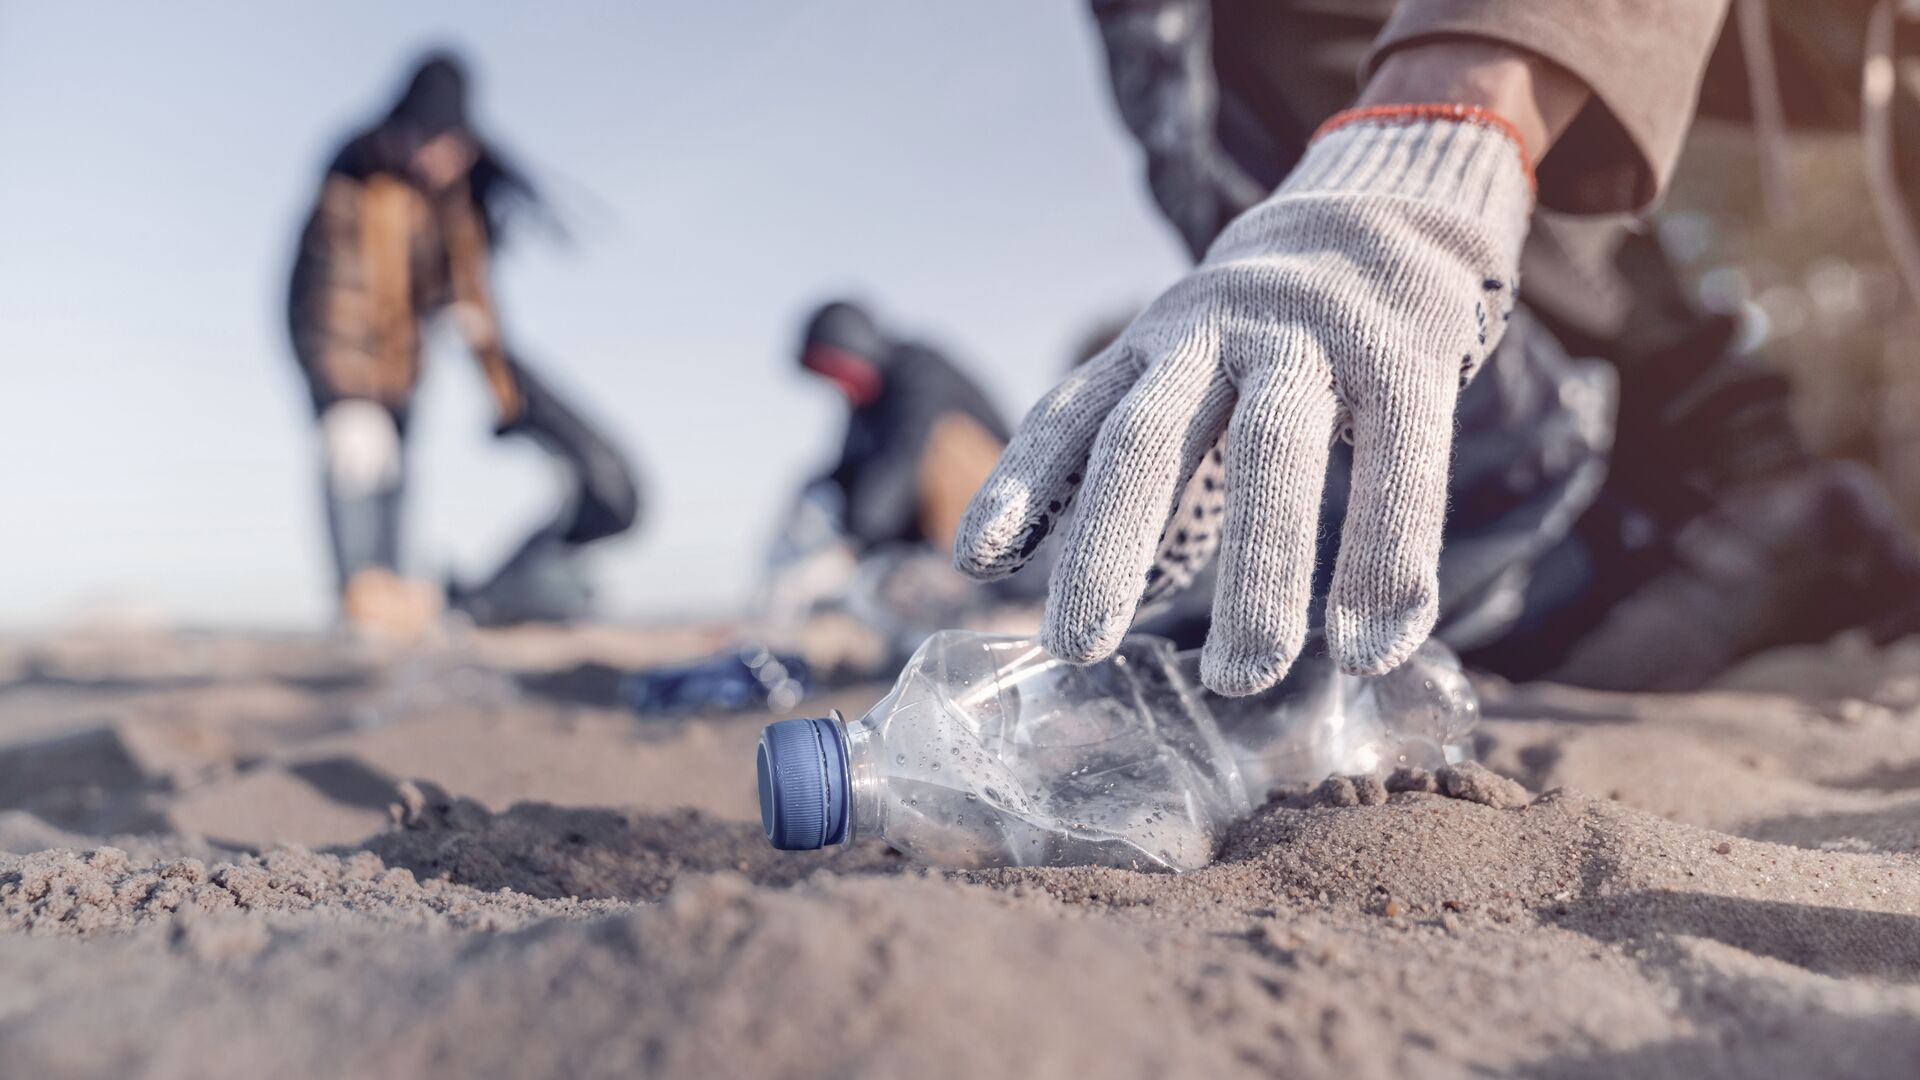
[330,50,547,243]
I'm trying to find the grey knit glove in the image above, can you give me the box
[954,110,1533,695]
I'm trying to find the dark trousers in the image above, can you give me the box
[312,355,641,625]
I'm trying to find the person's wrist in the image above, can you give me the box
[1360,40,1589,163]
[1310,104,1535,198]
[1280,112,1533,264]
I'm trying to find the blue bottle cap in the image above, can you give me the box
[757,716,850,850]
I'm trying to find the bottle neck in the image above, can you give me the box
[841,716,887,844]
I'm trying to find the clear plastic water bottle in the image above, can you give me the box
[757,630,1478,871]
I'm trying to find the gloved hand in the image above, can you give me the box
[954,108,1533,695]
[319,399,404,499]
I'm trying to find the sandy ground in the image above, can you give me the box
[0,624,1916,1078]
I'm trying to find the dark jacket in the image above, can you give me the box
[828,343,1011,550]
[286,56,533,427]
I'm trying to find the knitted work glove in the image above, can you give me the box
[954,107,1533,694]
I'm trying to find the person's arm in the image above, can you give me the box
[1358,39,1590,166]
[441,189,526,431]
[1369,0,1731,212]
[952,37,1596,694]
[1089,0,1268,258]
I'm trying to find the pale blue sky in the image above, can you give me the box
[0,3,1190,628]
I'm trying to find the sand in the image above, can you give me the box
[0,624,1915,1078]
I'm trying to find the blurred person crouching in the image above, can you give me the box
[287,52,639,641]
[591,302,1029,717]
[799,300,1009,556]
[758,301,1039,676]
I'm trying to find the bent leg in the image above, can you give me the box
[451,358,641,626]
[319,399,406,590]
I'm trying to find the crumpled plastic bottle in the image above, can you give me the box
[1192,637,1477,803]
[756,630,1479,871]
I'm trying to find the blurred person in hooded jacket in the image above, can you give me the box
[287,51,640,639]
[796,300,1010,556]
[745,301,1037,675]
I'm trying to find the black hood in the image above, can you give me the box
[386,53,472,141]
[325,49,548,244]
[800,301,891,369]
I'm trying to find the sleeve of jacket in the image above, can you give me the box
[441,191,526,430]
[1368,0,1731,214]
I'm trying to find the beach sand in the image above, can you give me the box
[0,624,1915,1078]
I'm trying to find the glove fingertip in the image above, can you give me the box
[950,548,999,582]
[953,503,1057,582]
[953,546,1020,583]
[1324,602,1435,677]
[1039,603,1130,666]
[1198,641,1299,698]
